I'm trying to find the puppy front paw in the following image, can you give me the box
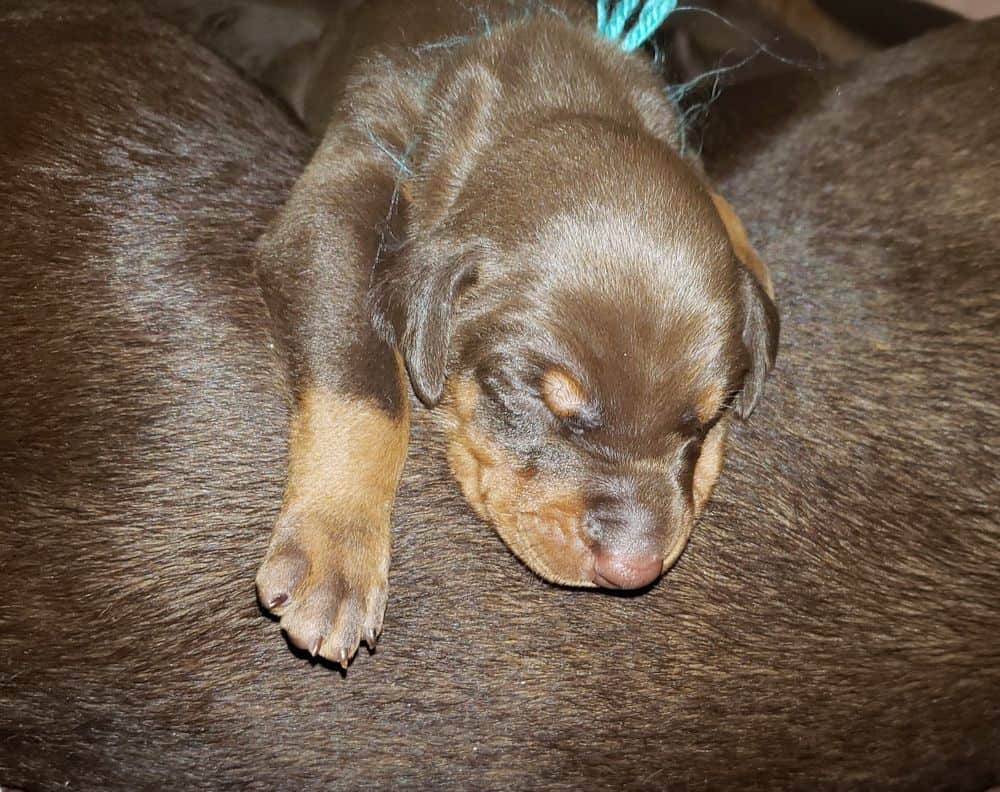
[256,506,390,668]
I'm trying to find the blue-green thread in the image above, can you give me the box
[597,0,677,52]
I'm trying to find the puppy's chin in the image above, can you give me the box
[440,377,596,586]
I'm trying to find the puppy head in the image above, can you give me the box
[373,118,777,588]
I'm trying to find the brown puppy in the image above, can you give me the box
[252,0,779,667]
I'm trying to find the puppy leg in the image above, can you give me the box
[254,118,409,667]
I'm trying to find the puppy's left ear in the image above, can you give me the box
[710,192,774,299]
[709,191,779,418]
[734,267,779,420]
[370,241,482,408]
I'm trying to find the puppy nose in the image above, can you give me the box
[592,550,663,589]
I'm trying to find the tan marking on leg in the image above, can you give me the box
[256,382,408,666]
[711,192,775,300]
[284,385,408,529]
[439,377,594,587]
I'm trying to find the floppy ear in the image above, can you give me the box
[710,192,774,299]
[368,64,501,407]
[708,191,778,418]
[733,266,779,420]
[370,240,481,407]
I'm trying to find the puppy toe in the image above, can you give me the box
[257,507,390,669]
[318,596,366,667]
[361,584,388,649]
[316,575,389,666]
[256,542,309,614]
[279,591,339,657]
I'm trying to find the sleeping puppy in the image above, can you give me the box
[253,0,779,666]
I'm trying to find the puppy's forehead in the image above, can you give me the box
[543,283,738,405]
[529,205,733,291]
[456,123,744,436]
[500,209,743,433]
[455,116,728,257]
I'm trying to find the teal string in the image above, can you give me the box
[601,0,641,38]
[596,0,609,31]
[597,0,677,52]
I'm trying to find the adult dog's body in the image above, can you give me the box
[0,4,997,790]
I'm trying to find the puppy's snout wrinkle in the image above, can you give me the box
[583,498,656,543]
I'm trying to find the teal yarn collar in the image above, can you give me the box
[596,0,677,51]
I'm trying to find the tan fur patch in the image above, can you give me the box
[540,368,587,419]
[695,382,727,425]
[692,416,730,515]
[756,0,873,62]
[441,377,594,586]
[280,384,409,582]
[711,192,775,300]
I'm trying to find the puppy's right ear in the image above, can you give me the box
[708,192,779,418]
[368,64,501,407]
[370,241,483,407]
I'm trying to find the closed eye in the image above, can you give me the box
[679,390,737,439]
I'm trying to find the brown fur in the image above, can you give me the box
[711,191,776,299]
[1,4,998,790]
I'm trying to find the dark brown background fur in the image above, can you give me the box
[0,4,997,790]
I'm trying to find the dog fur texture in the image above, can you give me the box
[0,4,997,790]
